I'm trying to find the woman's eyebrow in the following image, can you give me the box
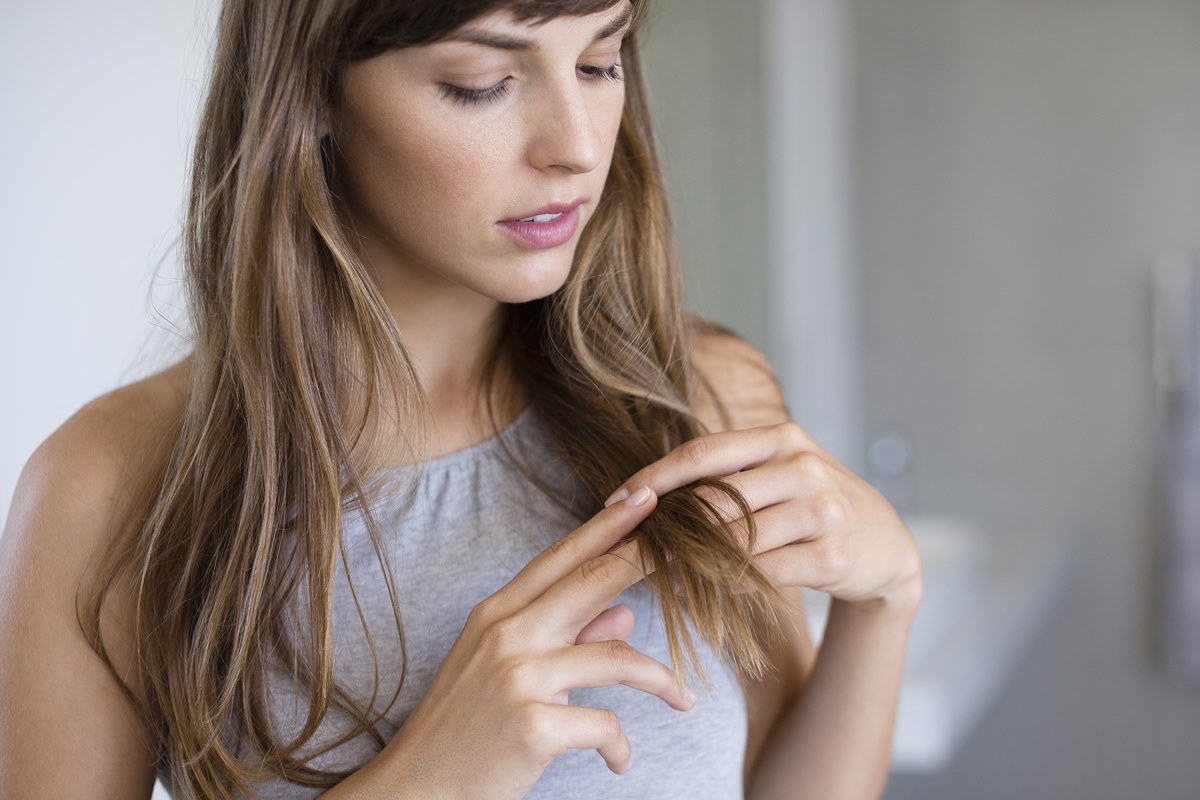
[445,5,634,52]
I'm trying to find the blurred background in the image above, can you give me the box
[643,1,1200,797]
[3,0,1199,797]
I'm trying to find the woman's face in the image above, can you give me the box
[332,2,632,305]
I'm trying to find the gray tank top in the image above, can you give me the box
[160,406,747,798]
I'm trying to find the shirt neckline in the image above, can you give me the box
[375,404,537,476]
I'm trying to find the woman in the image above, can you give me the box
[0,0,921,797]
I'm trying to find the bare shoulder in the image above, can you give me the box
[8,355,193,566]
[51,355,193,464]
[0,355,193,796]
[6,352,192,553]
[2,352,194,647]
[686,316,790,433]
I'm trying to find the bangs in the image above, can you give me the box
[342,0,640,62]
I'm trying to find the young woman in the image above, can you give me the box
[0,0,921,798]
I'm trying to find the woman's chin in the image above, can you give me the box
[488,254,576,304]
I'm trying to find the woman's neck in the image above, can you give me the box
[363,268,526,466]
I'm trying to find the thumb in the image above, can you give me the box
[575,603,635,644]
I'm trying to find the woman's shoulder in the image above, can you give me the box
[23,355,193,509]
[685,316,790,433]
[5,350,194,579]
[2,354,194,667]
[0,357,195,793]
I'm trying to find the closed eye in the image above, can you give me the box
[579,62,624,83]
[438,62,623,108]
[438,79,513,106]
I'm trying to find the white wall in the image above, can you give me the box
[0,2,213,524]
[2,7,214,796]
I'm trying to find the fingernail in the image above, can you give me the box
[626,486,653,507]
[604,487,629,507]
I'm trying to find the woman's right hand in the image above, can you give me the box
[382,486,696,798]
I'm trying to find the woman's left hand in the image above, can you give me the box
[604,422,923,615]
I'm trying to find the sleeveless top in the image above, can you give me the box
[158,406,748,798]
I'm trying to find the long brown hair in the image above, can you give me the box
[80,0,787,796]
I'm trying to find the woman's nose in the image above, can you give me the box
[524,79,605,175]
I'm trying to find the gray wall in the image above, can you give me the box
[646,0,1200,796]
[641,0,772,352]
[854,1,1200,798]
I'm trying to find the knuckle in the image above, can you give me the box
[776,421,810,449]
[579,553,622,587]
[817,541,850,576]
[605,639,636,669]
[545,534,575,561]
[466,599,499,633]
[481,614,525,651]
[517,703,555,755]
[812,491,850,524]
[601,709,623,742]
[792,451,831,483]
[680,436,710,468]
[499,656,542,695]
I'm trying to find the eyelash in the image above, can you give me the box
[439,62,624,107]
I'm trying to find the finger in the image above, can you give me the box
[526,703,633,775]
[499,487,657,611]
[545,640,695,711]
[731,541,833,594]
[603,425,799,508]
[690,459,806,523]
[597,496,795,592]
[576,603,635,644]
[531,543,660,643]
[713,500,813,556]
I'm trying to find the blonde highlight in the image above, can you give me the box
[79,1,789,796]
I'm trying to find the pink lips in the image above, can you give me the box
[497,200,583,249]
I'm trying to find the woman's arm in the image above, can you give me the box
[687,329,920,800]
[0,372,418,800]
[0,397,163,798]
[747,594,917,800]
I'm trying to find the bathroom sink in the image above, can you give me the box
[803,515,1074,772]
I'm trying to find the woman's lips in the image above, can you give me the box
[497,201,583,249]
